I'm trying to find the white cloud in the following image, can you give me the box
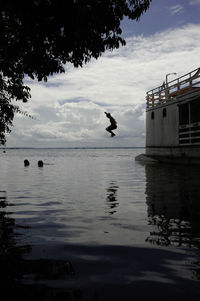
[168,5,184,15]
[189,0,200,5]
[7,24,200,148]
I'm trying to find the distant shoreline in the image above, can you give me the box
[0,147,145,149]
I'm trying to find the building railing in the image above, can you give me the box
[179,122,200,145]
[146,67,200,108]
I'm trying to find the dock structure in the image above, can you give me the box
[139,67,200,163]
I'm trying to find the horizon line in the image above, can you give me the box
[1,146,145,150]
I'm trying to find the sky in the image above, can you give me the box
[7,0,200,148]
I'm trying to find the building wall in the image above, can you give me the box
[143,86,200,160]
[146,100,179,147]
[145,90,200,159]
[145,146,200,159]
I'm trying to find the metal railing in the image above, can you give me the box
[179,122,200,145]
[146,67,200,108]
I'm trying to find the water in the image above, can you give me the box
[0,148,200,300]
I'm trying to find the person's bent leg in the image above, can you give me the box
[106,126,112,133]
[106,125,116,137]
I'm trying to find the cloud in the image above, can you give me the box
[189,0,200,5]
[168,5,184,15]
[7,24,200,148]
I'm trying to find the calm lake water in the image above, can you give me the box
[0,148,200,300]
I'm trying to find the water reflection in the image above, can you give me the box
[0,191,79,300]
[144,163,200,278]
[105,181,119,215]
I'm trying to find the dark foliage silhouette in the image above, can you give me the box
[0,0,151,144]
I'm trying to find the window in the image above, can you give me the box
[163,108,167,117]
[151,111,154,120]
[190,98,200,123]
[179,99,200,145]
[179,104,189,125]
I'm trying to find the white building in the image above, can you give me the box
[138,67,200,163]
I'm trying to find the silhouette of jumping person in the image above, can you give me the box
[105,112,117,137]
